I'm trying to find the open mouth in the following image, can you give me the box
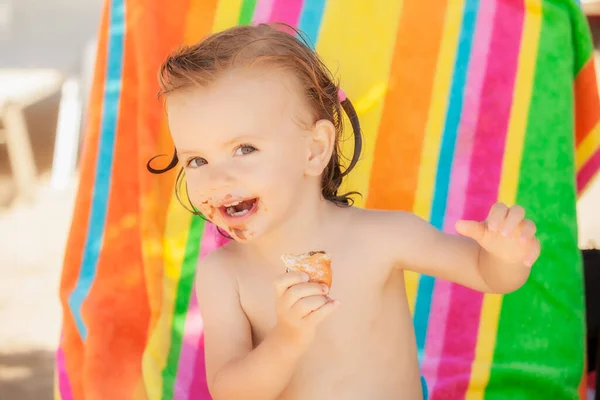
[219,198,258,219]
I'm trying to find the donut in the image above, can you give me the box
[281,251,332,288]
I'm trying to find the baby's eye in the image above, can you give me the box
[234,145,257,156]
[186,157,207,168]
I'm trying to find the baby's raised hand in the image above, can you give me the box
[455,202,541,267]
[273,271,339,347]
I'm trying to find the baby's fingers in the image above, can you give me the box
[486,202,509,231]
[302,297,340,326]
[274,271,309,297]
[501,205,525,237]
[291,295,329,320]
[519,219,537,242]
[281,283,328,310]
[524,238,541,267]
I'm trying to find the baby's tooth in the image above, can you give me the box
[230,209,249,217]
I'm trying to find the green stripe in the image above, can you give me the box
[238,0,258,25]
[161,216,205,400]
[485,3,585,399]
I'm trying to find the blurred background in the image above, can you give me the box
[0,0,101,399]
[0,0,599,399]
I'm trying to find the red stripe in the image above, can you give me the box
[432,1,525,398]
[578,148,600,193]
[574,59,600,146]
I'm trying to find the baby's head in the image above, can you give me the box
[149,24,362,242]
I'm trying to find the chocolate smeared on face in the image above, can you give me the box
[233,228,247,241]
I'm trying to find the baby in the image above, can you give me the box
[149,24,540,400]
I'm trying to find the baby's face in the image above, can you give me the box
[166,68,314,242]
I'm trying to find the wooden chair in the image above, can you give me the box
[0,69,63,201]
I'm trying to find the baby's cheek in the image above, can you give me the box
[196,203,215,221]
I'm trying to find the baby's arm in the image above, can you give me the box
[197,251,307,400]
[381,205,539,294]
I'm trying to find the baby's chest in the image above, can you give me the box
[238,253,393,343]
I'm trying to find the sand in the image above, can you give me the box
[0,175,75,400]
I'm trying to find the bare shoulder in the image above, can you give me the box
[349,207,432,238]
[196,241,244,283]
[196,242,237,285]
[347,207,441,266]
[195,240,247,307]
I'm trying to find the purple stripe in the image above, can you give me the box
[422,0,497,390]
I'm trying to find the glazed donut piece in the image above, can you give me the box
[281,251,332,288]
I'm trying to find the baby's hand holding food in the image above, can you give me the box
[273,271,339,348]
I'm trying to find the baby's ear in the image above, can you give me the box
[305,119,336,177]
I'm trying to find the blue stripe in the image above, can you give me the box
[297,0,327,48]
[68,0,126,339]
[412,0,480,358]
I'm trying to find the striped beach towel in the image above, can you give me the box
[56,0,600,399]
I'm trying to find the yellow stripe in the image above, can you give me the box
[143,189,193,400]
[576,122,600,170]
[212,0,244,32]
[405,270,420,313]
[413,0,464,220]
[466,2,542,398]
[315,0,404,207]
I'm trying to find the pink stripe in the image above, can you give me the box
[252,0,276,24]
[175,223,230,399]
[56,344,74,400]
[422,0,497,390]
[268,0,304,26]
[431,1,525,399]
[577,149,600,193]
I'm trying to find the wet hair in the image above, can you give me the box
[147,23,363,223]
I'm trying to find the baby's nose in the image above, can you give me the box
[207,164,235,189]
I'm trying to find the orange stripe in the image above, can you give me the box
[366,0,449,211]
[82,4,150,398]
[184,0,219,43]
[134,0,192,335]
[574,58,600,146]
[58,2,109,398]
